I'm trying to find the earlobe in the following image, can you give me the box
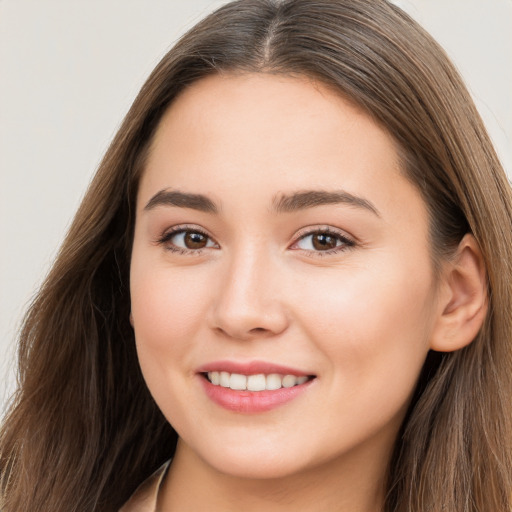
[429,234,488,352]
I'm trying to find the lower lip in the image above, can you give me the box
[199,375,314,413]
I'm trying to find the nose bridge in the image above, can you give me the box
[210,243,288,339]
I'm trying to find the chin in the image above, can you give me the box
[211,455,306,480]
[187,435,312,480]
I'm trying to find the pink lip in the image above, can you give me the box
[196,360,315,414]
[196,360,311,376]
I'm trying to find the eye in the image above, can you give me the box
[292,228,355,254]
[157,226,218,253]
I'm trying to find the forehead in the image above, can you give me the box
[149,73,396,171]
[138,72,425,226]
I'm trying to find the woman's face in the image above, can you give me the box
[130,73,442,480]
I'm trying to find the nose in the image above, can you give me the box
[208,249,289,341]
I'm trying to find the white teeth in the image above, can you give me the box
[206,371,310,391]
[282,374,297,388]
[220,371,230,387]
[247,374,266,391]
[229,373,247,390]
[266,373,282,390]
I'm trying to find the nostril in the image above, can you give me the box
[209,304,289,340]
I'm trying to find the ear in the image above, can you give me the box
[129,312,134,327]
[430,234,488,352]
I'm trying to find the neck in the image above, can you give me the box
[158,439,389,512]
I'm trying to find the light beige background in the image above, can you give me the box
[1,0,511,411]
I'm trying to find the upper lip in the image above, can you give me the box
[196,360,314,377]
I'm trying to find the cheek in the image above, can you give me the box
[129,258,214,424]
[129,253,216,396]
[295,253,435,400]
[131,264,208,344]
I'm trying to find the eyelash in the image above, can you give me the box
[156,225,214,256]
[155,225,356,257]
[292,227,356,256]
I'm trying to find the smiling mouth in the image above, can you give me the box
[203,371,315,391]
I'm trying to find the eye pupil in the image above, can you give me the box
[184,231,207,249]
[312,233,337,250]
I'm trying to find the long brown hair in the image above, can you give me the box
[1,1,511,510]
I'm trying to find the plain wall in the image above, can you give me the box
[1,0,511,411]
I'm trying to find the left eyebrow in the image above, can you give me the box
[144,189,219,214]
[271,190,380,217]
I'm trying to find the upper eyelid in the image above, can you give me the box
[163,224,214,238]
[161,224,352,238]
[290,230,355,250]
[157,224,219,248]
[157,224,356,250]
[293,225,355,242]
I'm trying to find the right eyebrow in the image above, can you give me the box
[144,189,219,214]
[271,189,380,217]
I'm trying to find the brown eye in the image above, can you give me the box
[311,233,338,251]
[293,229,354,254]
[184,231,208,249]
[160,228,217,252]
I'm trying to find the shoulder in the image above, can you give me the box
[119,461,171,512]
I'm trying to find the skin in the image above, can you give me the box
[129,73,484,511]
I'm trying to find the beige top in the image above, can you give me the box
[119,461,170,512]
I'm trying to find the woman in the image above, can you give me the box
[1,0,511,511]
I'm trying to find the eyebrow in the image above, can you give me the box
[144,189,218,213]
[144,188,380,217]
[271,190,380,217]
